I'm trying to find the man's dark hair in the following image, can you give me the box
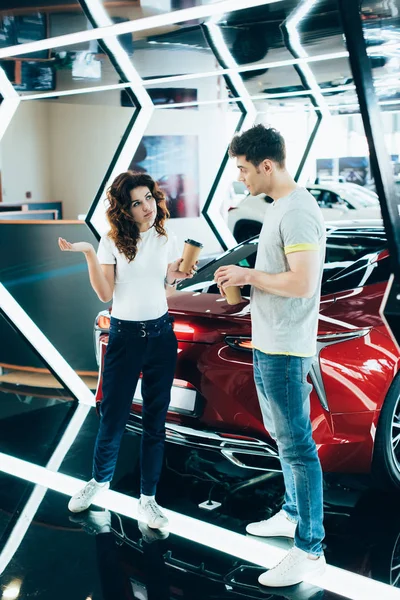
[229,124,286,168]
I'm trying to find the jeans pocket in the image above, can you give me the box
[300,357,313,384]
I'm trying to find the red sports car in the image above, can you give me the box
[94,222,400,490]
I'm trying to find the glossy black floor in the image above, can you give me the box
[1,387,400,599]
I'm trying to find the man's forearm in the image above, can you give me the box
[246,269,313,298]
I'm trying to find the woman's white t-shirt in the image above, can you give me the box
[97,226,180,321]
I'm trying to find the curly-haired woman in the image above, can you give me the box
[58,171,196,529]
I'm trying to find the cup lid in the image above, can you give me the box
[185,239,203,248]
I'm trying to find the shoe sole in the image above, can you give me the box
[259,563,326,587]
[138,515,169,530]
[246,529,295,538]
[68,502,91,513]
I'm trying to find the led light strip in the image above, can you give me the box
[201,19,256,249]
[81,0,154,238]
[19,50,351,102]
[143,49,351,85]
[19,81,131,102]
[19,80,355,107]
[0,404,91,575]
[88,107,153,236]
[0,285,95,407]
[0,0,284,60]
[23,74,397,108]
[82,0,152,110]
[152,92,316,110]
[284,0,331,120]
[0,66,20,140]
[1,453,400,600]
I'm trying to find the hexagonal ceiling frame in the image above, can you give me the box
[0,0,283,407]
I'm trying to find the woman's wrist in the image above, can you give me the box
[83,245,95,257]
[165,275,177,287]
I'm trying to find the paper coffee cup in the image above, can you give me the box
[179,239,203,273]
[224,285,243,305]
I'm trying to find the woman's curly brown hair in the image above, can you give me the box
[106,171,170,262]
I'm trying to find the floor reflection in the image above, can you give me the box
[0,386,400,599]
[70,506,330,600]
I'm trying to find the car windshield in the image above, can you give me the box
[177,237,259,295]
[339,186,379,208]
[178,229,387,297]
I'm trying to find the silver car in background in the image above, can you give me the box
[228,181,382,243]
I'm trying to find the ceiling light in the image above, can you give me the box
[0,67,20,139]
[18,51,351,103]
[284,0,330,119]
[0,0,284,60]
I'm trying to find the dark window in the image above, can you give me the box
[308,189,322,203]
[321,254,391,296]
[320,191,336,207]
[177,238,258,295]
[325,234,386,262]
[308,188,351,209]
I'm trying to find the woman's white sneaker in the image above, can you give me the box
[246,510,297,538]
[68,479,110,513]
[138,498,169,529]
[258,547,326,587]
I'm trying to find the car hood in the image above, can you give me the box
[167,291,252,343]
[168,285,387,341]
[167,291,352,342]
[168,291,251,320]
[351,207,382,219]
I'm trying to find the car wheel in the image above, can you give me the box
[372,373,400,491]
[234,220,262,243]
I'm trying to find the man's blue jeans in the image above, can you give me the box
[253,350,325,556]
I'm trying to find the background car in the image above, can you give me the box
[227,181,382,243]
[94,223,400,491]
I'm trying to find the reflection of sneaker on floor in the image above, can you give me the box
[138,520,169,544]
[259,547,326,588]
[69,509,112,535]
[138,498,169,529]
[68,479,110,513]
[246,510,297,538]
[263,580,325,600]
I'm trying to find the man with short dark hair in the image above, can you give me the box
[215,124,326,587]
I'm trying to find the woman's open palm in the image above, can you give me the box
[58,237,93,254]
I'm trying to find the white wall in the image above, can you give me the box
[47,101,134,220]
[45,62,235,252]
[147,103,239,253]
[1,101,51,204]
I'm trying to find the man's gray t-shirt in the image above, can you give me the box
[251,187,326,357]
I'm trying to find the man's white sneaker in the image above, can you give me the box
[263,581,324,600]
[259,547,326,588]
[68,479,110,513]
[246,510,297,538]
[138,498,169,529]
[138,520,170,543]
